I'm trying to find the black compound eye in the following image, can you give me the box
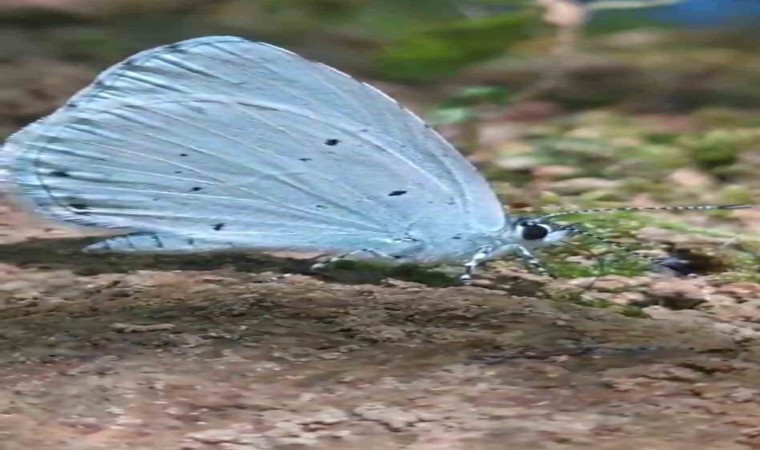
[522,224,549,241]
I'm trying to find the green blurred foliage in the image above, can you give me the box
[376,11,543,81]
[430,86,512,125]
[678,129,760,172]
[3,0,757,90]
[1,0,548,79]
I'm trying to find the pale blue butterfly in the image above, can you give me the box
[1,37,748,282]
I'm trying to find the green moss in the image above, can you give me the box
[543,221,653,278]
[578,189,627,203]
[721,248,760,280]
[328,259,456,287]
[718,185,755,205]
[618,178,672,197]
[643,132,680,145]
[534,209,741,279]
[535,192,564,207]
[679,129,760,172]
[630,144,692,171]
[645,217,759,242]
[484,168,534,186]
[620,306,649,318]
[693,107,760,128]
[534,137,619,160]
[530,137,619,177]
[547,253,650,279]
[387,264,457,286]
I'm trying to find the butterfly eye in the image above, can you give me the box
[521,224,549,241]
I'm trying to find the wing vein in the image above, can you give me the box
[142,106,389,231]
[96,110,384,232]
[229,100,454,200]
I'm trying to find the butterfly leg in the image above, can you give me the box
[259,249,398,284]
[310,248,399,270]
[459,246,494,284]
[514,245,553,278]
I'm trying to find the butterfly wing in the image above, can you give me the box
[82,232,239,253]
[3,37,505,258]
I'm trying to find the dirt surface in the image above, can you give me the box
[0,212,760,450]
[2,59,760,450]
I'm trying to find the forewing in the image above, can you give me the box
[5,36,505,235]
[7,96,485,254]
[83,232,238,253]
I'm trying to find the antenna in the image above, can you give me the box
[540,204,751,221]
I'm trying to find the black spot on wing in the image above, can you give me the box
[151,234,165,249]
[190,187,202,192]
[179,153,188,157]
[388,190,407,197]
[324,139,340,146]
[50,170,69,177]
[315,205,327,210]
[299,158,312,162]
[213,223,225,231]
[69,203,89,210]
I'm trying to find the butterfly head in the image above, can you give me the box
[510,217,580,248]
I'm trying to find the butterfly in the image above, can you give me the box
[1,36,749,283]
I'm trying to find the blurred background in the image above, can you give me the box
[1,0,760,276]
